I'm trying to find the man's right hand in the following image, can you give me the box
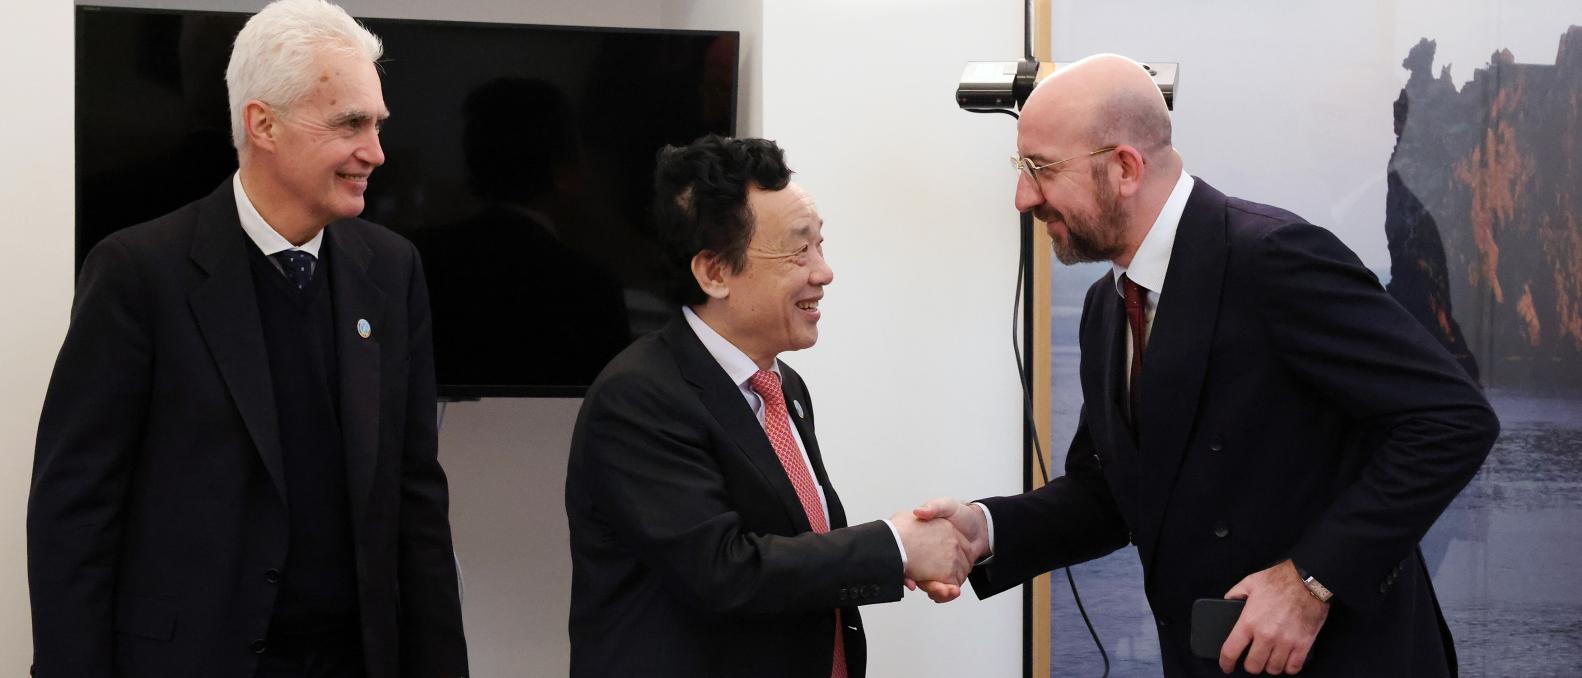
[908,498,991,602]
[891,510,972,589]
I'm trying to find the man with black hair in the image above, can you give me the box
[564,135,971,678]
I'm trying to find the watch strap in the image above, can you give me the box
[1292,562,1333,603]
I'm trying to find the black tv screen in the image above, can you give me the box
[76,6,738,397]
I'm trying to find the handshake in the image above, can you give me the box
[890,498,991,603]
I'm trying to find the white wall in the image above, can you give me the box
[0,0,74,668]
[3,0,1027,675]
[761,2,1027,677]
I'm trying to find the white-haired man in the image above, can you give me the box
[28,1,468,676]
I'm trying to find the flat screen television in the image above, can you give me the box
[76,6,738,397]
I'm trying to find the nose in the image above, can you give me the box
[1014,171,1043,213]
[810,249,834,286]
[358,127,386,167]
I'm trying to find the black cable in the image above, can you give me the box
[1010,220,1047,482]
[1012,0,1111,665]
[966,108,1019,119]
[1066,568,1108,678]
[1012,211,1110,678]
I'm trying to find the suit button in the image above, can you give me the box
[264,569,281,584]
[251,639,268,654]
[1209,438,1224,453]
[1212,522,1230,539]
[838,588,850,602]
[1379,582,1389,594]
[867,584,879,597]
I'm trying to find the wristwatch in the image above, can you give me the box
[1292,562,1333,603]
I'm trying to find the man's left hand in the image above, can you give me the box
[1219,559,1329,675]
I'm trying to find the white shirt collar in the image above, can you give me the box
[233,172,324,258]
[1112,168,1194,296]
[682,305,781,387]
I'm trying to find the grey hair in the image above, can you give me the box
[224,0,383,149]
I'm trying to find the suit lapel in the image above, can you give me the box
[1097,282,1133,439]
[187,181,288,506]
[1085,277,1141,467]
[780,367,846,529]
[326,224,384,530]
[1132,179,1229,569]
[665,318,813,533]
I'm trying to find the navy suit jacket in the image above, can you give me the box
[28,181,468,678]
[969,179,1498,677]
[566,315,902,678]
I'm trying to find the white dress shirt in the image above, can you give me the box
[979,168,1194,558]
[234,172,324,272]
[681,306,908,567]
[1111,168,1194,392]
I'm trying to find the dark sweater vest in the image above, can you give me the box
[248,246,360,637]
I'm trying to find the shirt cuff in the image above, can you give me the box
[972,502,996,562]
[880,519,907,569]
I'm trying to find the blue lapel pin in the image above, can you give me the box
[356,318,372,339]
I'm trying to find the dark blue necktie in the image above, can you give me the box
[272,250,316,290]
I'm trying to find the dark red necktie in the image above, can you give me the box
[1121,274,1149,422]
[747,370,847,678]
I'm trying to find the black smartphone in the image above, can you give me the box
[1189,598,1246,659]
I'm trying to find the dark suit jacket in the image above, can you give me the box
[28,181,469,678]
[565,316,903,678]
[969,179,1498,677]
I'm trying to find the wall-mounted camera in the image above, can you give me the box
[956,59,1178,112]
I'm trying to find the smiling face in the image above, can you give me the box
[1013,104,1130,265]
[243,47,388,237]
[706,182,833,367]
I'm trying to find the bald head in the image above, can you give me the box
[1021,54,1172,156]
[1013,54,1180,268]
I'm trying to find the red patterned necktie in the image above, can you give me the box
[1121,274,1149,423]
[746,369,847,678]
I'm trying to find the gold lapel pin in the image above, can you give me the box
[356,318,372,339]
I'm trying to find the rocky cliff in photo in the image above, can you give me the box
[1386,27,1582,391]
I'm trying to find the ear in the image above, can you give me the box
[690,250,731,301]
[1111,144,1147,198]
[243,100,280,152]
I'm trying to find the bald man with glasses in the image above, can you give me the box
[914,54,1498,677]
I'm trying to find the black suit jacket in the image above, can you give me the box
[28,181,468,678]
[969,180,1498,677]
[565,316,903,678]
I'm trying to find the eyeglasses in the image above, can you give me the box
[1010,145,1118,180]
